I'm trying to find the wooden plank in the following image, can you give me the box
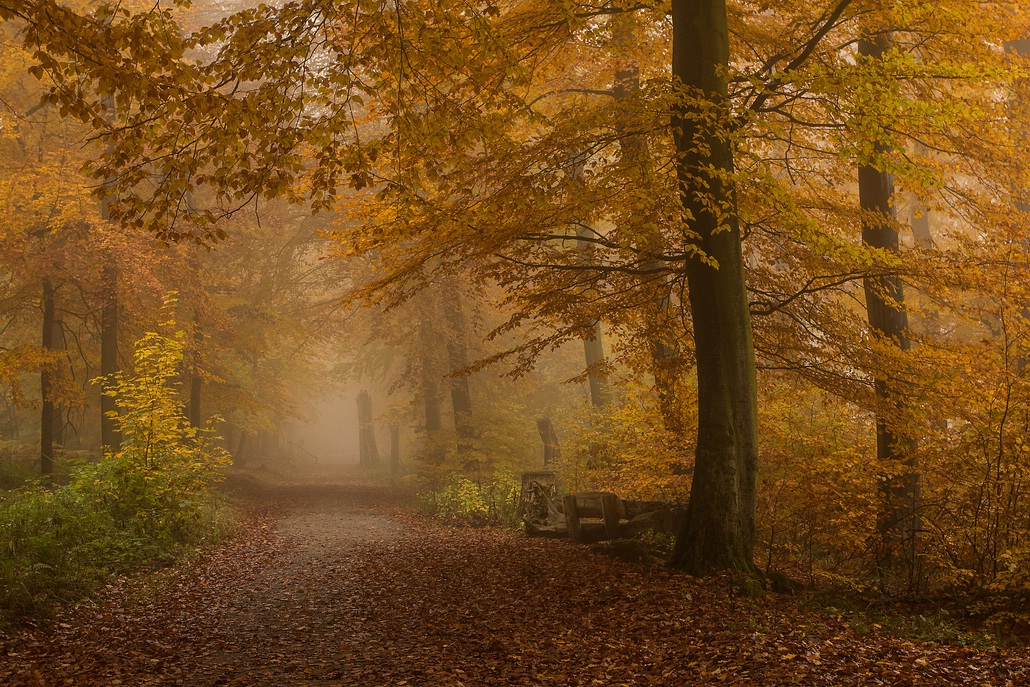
[573,492,606,519]
[563,494,583,543]
[573,492,624,521]
[601,493,621,540]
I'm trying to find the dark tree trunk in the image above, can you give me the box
[189,373,202,428]
[423,372,442,433]
[420,313,444,465]
[668,0,760,576]
[357,390,380,467]
[859,36,919,578]
[40,279,55,476]
[581,318,610,407]
[536,417,560,467]
[444,289,475,454]
[236,432,248,465]
[224,423,236,459]
[51,318,66,447]
[100,265,120,452]
[1006,39,1030,377]
[569,166,610,408]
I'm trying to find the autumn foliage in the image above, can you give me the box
[4,0,1030,629]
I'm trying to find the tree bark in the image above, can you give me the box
[51,318,66,447]
[569,162,611,408]
[668,0,760,576]
[581,318,610,407]
[100,264,120,452]
[100,93,121,454]
[40,279,55,476]
[536,417,560,467]
[859,36,919,578]
[420,311,445,465]
[444,288,475,454]
[357,389,380,467]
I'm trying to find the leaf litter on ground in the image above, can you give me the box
[1,481,1028,686]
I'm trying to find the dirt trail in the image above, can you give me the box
[2,481,1030,686]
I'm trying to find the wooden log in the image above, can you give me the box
[524,522,568,539]
[563,494,583,543]
[578,522,608,544]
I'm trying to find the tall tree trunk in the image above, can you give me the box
[224,423,236,460]
[189,372,202,428]
[611,22,683,435]
[444,287,475,455]
[858,35,919,580]
[100,266,120,451]
[357,390,381,467]
[51,318,66,447]
[420,312,444,465]
[188,315,203,428]
[1006,38,1030,377]
[390,424,401,479]
[581,312,610,407]
[569,163,611,408]
[100,94,121,453]
[668,0,759,577]
[536,417,560,467]
[40,279,55,476]
[236,432,248,465]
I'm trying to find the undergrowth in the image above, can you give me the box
[419,469,521,527]
[0,313,234,623]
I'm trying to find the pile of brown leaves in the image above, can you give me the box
[1,483,1027,686]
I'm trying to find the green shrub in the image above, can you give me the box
[422,469,521,527]
[0,317,233,622]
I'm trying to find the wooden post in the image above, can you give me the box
[601,493,621,541]
[563,494,583,543]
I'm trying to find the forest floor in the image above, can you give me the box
[2,476,1030,686]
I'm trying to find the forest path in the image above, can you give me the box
[2,479,1030,686]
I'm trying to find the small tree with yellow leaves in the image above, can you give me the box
[93,315,230,543]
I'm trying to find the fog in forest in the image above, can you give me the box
[7,2,1030,682]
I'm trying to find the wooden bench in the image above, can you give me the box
[562,492,625,544]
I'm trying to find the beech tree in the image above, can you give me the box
[665,0,758,575]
